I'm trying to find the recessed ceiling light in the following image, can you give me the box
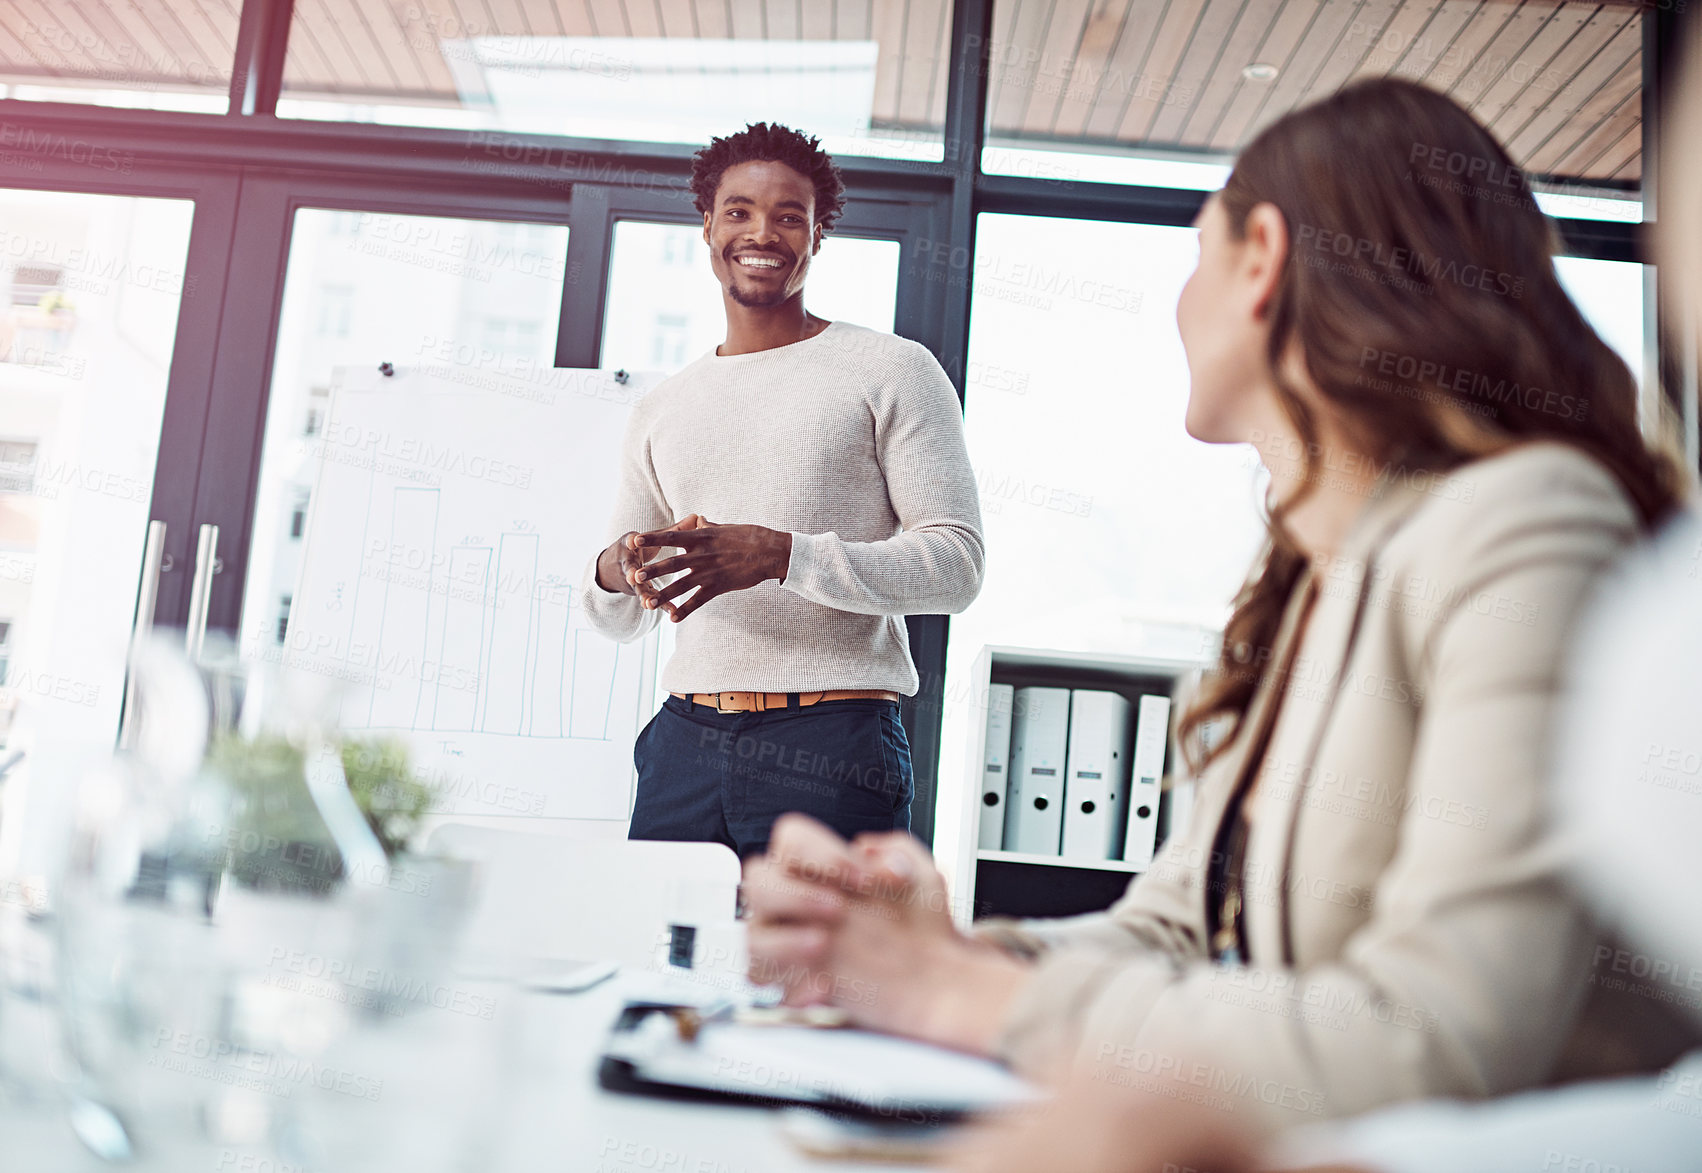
[1242,62,1279,82]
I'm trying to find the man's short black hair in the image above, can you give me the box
[690,122,847,232]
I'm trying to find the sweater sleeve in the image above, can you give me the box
[781,343,986,616]
[579,402,672,643]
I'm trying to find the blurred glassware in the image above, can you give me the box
[0,861,60,1108]
[277,924,514,1173]
[52,632,492,1167]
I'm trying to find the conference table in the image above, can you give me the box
[1,964,941,1173]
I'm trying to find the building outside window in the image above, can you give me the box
[0,440,36,495]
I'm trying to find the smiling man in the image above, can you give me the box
[580,122,984,857]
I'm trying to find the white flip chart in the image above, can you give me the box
[285,363,663,820]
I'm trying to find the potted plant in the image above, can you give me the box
[203,733,438,895]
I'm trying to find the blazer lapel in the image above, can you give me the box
[1184,560,1320,943]
[1245,476,1437,966]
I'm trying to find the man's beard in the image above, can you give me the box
[728,278,790,307]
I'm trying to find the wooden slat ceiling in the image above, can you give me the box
[988,0,1645,185]
[0,0,237,89]
[0,0,1643,185]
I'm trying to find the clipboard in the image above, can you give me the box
[596,1002,1035,1124]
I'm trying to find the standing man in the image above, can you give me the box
[580,122,984,857]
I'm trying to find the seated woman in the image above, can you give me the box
[742,76,1698,1130]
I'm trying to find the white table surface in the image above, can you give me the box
[1,974,945,1173]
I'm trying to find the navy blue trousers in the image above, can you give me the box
[627,696,913,858]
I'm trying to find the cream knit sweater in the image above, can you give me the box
[579,320,985,696]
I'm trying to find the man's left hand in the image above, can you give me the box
[631,518,793,622]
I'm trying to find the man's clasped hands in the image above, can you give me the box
[599,513,793,622]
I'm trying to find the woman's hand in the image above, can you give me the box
[947,1078,1264,1173]
[741,814,860,1005]
[946,1070,1385,1173]
[743,814,1034,1054]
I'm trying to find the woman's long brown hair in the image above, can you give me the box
[1179,77,1687,772]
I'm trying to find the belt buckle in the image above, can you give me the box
[715,692,739,714]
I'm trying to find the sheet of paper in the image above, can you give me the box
[609,1013,1036,1114]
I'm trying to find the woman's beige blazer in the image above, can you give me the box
[984,442,1698,1127]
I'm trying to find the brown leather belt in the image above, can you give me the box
[671,689,901,714]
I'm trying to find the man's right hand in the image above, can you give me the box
[595,514,707,610]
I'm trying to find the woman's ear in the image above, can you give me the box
[1242,202,1290,320]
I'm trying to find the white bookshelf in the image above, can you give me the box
[975,849,1145,874]
[939,639,1215,924]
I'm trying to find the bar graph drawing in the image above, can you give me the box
[289,364,662,821]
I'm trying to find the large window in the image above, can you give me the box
[932,211,1266,896]
[951,214,1266,662]
[276,0,957,161]
[945,226,1652,670]
[0,188,196,876]
[601,221,902,371]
